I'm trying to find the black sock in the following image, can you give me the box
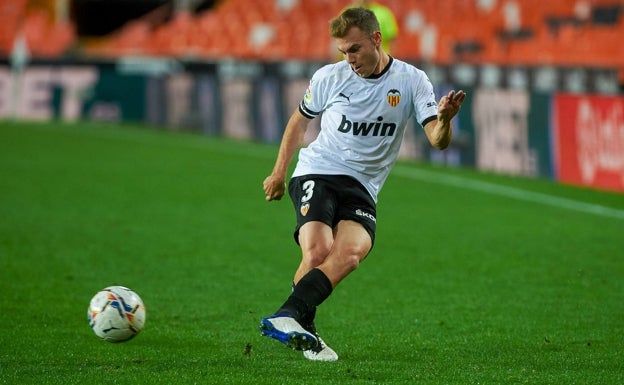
[292,281,317,332]
[300,306,317,330]
[276,268,332,323]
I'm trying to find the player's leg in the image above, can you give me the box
[293,221,334,284]
[315,220,372,287]
[288,219,372,301]
[281,220,371,333]
[293,221,331,334]
[260,176,373,355]
[260,221,371,355]
[291,219,372,325]
[294,221,337,360]
[260,222,346,355]
[287,220,371,308]
[278,175,338,322]
[259,222,332,352]
[300,220,370,361]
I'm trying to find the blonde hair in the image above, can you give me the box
[329,7,380,38]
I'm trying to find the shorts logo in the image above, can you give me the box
[387,89,401,107]
[355,209,376,223]
[300,202,310,216]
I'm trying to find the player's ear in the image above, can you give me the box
[372,31,382,48]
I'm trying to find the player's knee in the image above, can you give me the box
[303,241,332,267]
[341,244,368,272]
[342,253,361,273]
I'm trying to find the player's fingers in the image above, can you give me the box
[265,183,284,201]
[265,188,277,201]
[267,192,283,201]
[455,90,466,103]
[263,181,272,200]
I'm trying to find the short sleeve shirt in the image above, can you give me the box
[294,57,438,202]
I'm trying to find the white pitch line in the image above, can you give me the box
[393,166,624,220]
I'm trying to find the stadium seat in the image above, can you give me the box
[109,20,151,55]
[74,0,624,70]
[21,10,49,56]
[0,0,27,55]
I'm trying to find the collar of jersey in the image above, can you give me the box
[362,56,394,80]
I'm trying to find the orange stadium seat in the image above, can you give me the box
[0,0,27,55]
[78,0,624,70]
[21,10,49,56]
[109,20,151,55]
[39,20,75,57]
[1,1,76,58]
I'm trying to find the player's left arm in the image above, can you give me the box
[423,90,466,150]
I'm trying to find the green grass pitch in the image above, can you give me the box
[1,121,623,384]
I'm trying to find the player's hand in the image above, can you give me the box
[437,90,466,123]
[263,175,286,201]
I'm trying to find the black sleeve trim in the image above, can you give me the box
[421,115,437,127]
[299,100,319,119]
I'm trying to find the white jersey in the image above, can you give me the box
[293,57,438,202]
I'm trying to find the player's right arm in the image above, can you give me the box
[263,108,311,201]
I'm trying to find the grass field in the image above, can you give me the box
[1,121,623,384]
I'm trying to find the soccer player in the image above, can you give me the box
[260,7,466,361]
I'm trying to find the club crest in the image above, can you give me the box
[300,202,310,216]
[387,89,401,107]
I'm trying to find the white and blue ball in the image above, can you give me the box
[88,286,146,342]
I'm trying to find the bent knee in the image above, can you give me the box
[340,243,370,271]
[342,253,362,272]
[302,241,332,267]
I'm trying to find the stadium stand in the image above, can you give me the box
[0,0,75,58]
[0,0,27,56]
[1,0,622,74]
[90,0,623,68]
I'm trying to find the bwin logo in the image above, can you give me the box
[337,115,397,137]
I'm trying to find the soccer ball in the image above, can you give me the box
[88,286,146,342]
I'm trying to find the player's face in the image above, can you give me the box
[336,27,382,78]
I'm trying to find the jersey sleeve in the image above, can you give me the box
[412,69,438,127]
[298,80,320,119]
[298,64,334,119]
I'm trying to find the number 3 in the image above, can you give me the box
[301,180,315,202]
